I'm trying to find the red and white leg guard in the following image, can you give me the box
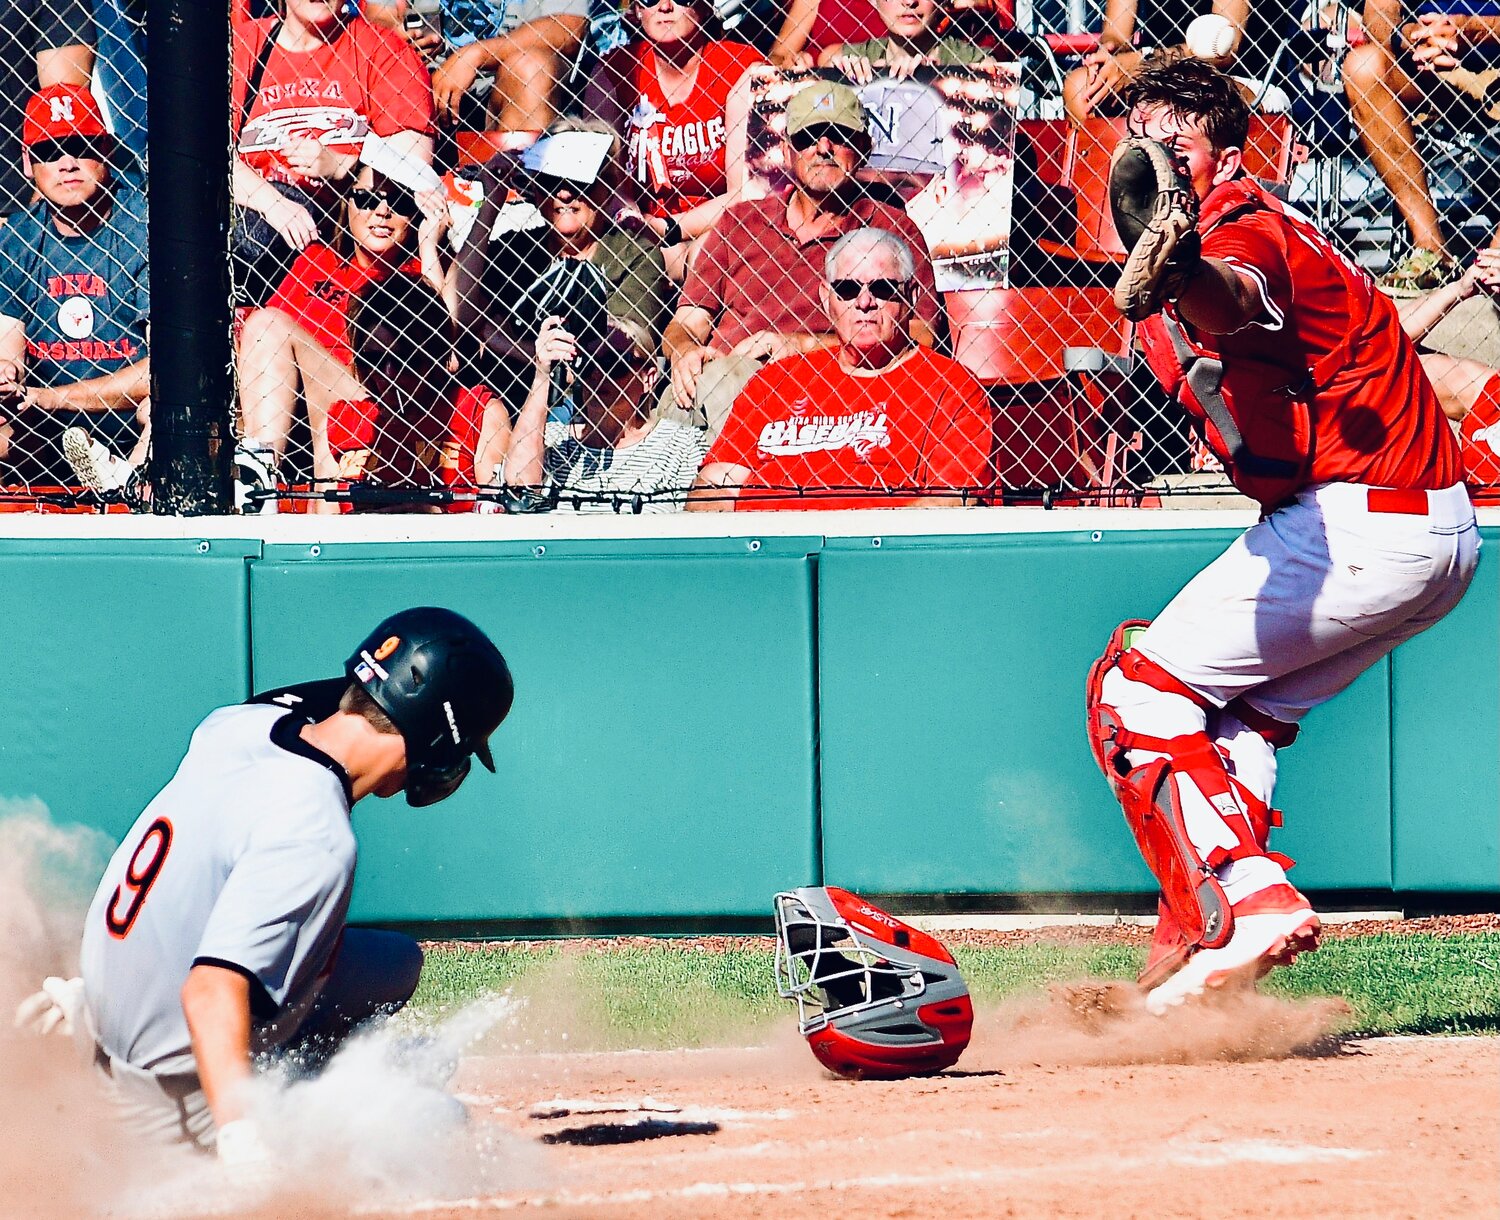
[1086,622,1300,984]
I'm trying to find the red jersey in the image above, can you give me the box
[706,345,992,508]
[326,383,493,512]
[1461,375,1500,505]
[806,0,887,56]
[600,40,763,217]
[232,16,433,207]
[1138,179,1462,506]
[265,245,424,368]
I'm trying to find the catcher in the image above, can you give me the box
[1092,58,1479,1013]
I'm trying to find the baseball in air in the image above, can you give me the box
[1185,13,1237,59]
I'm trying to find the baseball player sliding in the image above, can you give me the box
[1090,58,1480,1014]
[20,607,512,1169]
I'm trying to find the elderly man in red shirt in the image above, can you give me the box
[687,225,989,509]
[662,79,941,438]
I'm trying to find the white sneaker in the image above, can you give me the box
[233,444,279,515]
[63,426,137,496]
[1144,886,1321,1015]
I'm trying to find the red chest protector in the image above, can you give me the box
[1135,179,1378,509]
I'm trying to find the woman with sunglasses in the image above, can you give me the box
[454,119,669,424]
[235,165,452,513]
[476,314,707,512]
[584,0,764,277]
[231,0,434,303]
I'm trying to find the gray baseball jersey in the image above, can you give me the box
[80,699,357,1076]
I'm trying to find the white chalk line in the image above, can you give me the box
[611,1125,1066,1173]
[375,1138,1375,1214]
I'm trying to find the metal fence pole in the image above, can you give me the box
[146,0,233,515]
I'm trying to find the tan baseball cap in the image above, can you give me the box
[784,81,868,138]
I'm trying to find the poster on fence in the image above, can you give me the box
[743,63,1020,291]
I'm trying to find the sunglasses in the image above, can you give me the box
[829,277,909,302]
[349,186,420,217]
[788,124,859,152]
[633,0,706,10]
[29,136,105,164]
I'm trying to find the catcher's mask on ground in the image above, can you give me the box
[773,886,973,1080]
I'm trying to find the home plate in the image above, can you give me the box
[529,1097,684,1119]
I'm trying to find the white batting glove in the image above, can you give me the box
[13,976,84,1037]
[215,1118,274,1187]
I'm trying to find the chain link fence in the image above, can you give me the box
[0,0,1497,513]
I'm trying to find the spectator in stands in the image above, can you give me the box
[479,314,706,511]
[415,0,590,132]
[326,271,496,511]
[688,226,990,509]
[1343,0,1500,294]
[1063,0,1300,123]
[232,0,434,305]
[818,0,989,81]
[0,86,147,499]
[771,0,886,68]
[92,0,146,175]
[0,0,94,225]
[237,165,451,513]
[454,120,669,421]
[1401,244,1500,498]
[662,79,941,436]
[584,0,763,278]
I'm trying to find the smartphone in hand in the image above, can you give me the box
[404,7,444,62]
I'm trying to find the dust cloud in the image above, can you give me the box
[0,805,546,1219]
[969,979,1351,1070]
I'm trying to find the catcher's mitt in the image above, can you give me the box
[1109,138,1202,322]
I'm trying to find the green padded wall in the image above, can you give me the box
[0,538,257,842]
[249,537,820,923]
[816,529,1394,894]
[1390,525,1500,890]
[0,523,1491,922]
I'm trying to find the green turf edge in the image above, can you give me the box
[409,933,1500,1046]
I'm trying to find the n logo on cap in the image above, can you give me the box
[49,96,74,125]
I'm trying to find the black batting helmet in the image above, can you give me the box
[347,607,514,806]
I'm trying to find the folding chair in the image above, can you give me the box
[948,286,1143,504]
[1032,114,1306,270]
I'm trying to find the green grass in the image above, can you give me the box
[410,933,1500,1047]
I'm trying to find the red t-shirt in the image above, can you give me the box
[806,0,887,57]
[265,245,424,368]
[232,16,433,206]
[706,344,992,508]
[602,40,763,217]
[1195,200,1462,492]
[682,195,941,351]
[327,383,493,512]
[1461,377,1500,505]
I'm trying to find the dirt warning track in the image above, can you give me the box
[417,1031,1497,1220]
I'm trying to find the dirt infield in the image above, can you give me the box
[418,1022,1498,1220]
